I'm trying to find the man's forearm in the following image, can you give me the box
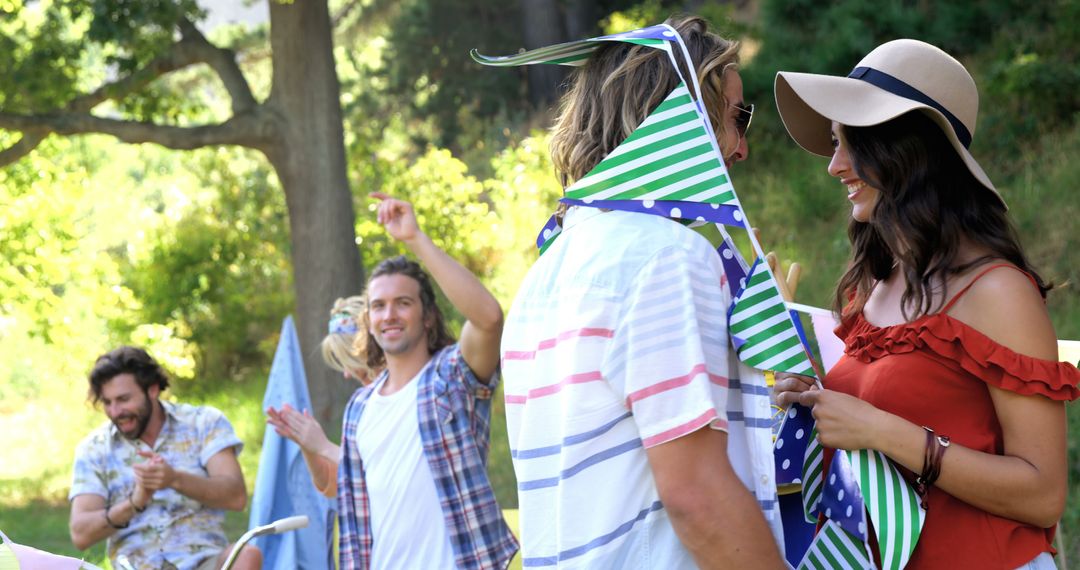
[300,446,339,498]
[649,428,785,569]
[402,233,502,329]
[172,471,247,511]
[71,500,139,550]
[668,480,785,568]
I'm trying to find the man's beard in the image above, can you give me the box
[113,394,154,441]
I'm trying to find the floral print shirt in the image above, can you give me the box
[69,401,243,570]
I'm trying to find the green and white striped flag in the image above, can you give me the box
[799,519,874,570]
[562,82,737,206]
[470,25,673,67]
[802,426,825,523]
[795,446,926,569]
[849,449,925,570]
[728,258,817,376]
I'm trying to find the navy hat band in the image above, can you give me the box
[848,66,972,148]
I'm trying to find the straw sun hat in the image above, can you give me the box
[774,39,1006,208]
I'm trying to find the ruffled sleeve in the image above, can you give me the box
[838,313,1080,401]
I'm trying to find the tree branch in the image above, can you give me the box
[0,18,266,167]
[178,19,259,114]
[333,0,400,37]
[0,130,48,166]
[0,36,212,167]
[0,110,278,152]
[76,36,209,112]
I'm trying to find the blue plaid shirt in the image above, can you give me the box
[337,344,518,569]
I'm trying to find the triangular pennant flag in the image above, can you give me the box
[564,83,737,206]
[716,234,749,298]
[728,258,817,377]
[532,81,747,254]
[802,426,826,523]
[849,449,925,570]
[535,213,563,254]
[821,451,869,542]
[774,403,814,486]
[798,519,875,570]
[471,25,674,67]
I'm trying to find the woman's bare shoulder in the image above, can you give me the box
[947,265,1058,361]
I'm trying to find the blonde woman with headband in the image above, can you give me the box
[772,39,1080,568]
[323,295,374,383]
[266,296,373,497]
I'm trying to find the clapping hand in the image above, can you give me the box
[133,450,176,492]
[266,403,334,456]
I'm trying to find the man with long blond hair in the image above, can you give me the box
[500,15,785,568]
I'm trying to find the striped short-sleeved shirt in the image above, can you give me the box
[502,207,783,568]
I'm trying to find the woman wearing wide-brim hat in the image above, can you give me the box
[772,39,1080,569]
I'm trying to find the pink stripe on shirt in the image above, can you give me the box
[504,370,604,404]
[642,408,726,448]
[625,363,729,407]
[502,328,614,361]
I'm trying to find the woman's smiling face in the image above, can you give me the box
[828,122,880,223]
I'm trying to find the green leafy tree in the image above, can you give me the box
[0,0,363,429]
[121,147,294,383]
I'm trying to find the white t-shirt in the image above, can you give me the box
[356,372,456,569]
[502,207,783,568]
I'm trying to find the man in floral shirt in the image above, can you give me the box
[69,346,261,570]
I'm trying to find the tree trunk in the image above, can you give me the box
[265,0,364,436]
[520,0,569,109]
[562,0,598,42]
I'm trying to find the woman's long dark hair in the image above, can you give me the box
[834,110,1050,320]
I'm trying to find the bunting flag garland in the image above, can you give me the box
[532,80,746,252]
[475,22,924,569]
[801,448,927,570]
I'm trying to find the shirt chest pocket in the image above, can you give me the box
[433,381,457,425]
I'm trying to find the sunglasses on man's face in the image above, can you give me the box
[732,103,754,138]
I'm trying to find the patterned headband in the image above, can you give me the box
[328,312,359,335]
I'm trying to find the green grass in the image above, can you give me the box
[0,365,523,567]
[504,508,522,570]
[0,498,518,569]
[0,501,262,568]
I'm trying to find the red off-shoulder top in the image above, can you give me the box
[822,265,1080,568]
